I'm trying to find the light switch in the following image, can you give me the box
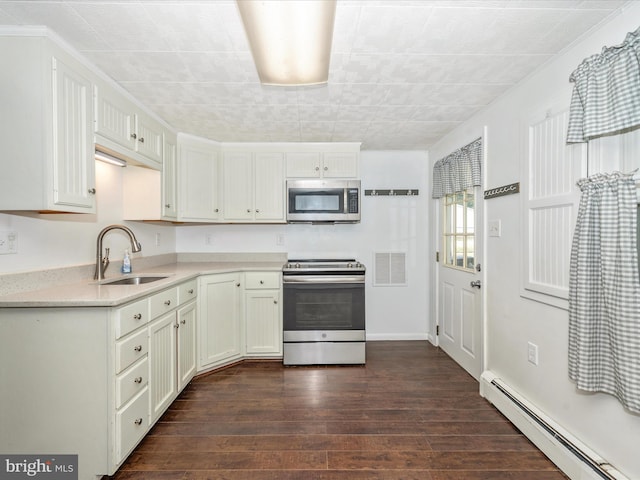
[488,220,501,237]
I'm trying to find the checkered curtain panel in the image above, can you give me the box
[567,27,640,143]
[568,172,640,413]
[432,137,482,199]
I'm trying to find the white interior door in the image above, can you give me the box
[437,186,484,379]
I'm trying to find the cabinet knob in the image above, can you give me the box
[214,208,219,213]
[88,188,96,195]
[274,300,278,304]
[134,345,142,352]
[236,283,241,287]
[324,166,328,171]
[260,280,264,284]
[181,319,186,325]
[187,289,194,294]
[165,203,171,208]
[133,313,142,320]
[134,376,143,384]
[134,418,143,426]
[164,300,171,306]
[255,209,260,213]
[315,166,320,171]
[139,137,145,143]
[130,133,137,140]
[247,209,251,213]
[174,323,179,329]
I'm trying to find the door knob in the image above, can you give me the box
[470,280,481,289]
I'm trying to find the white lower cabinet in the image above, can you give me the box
[245,272,282,357]
[148,281,198,423]
[198,273,243,370]
[149,311,178,422]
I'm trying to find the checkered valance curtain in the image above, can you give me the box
[432,138,482,199]
[567,26,640,143]
[569,172,640,413]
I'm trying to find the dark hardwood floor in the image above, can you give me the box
[109,341,567,479]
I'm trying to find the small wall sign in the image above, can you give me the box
[484,182,519,200]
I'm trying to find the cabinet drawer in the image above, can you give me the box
[116,387,149,463]
[116,328,148,374]
[150,287,178,318]
[116,357,148,409]
[245,272,281,289]
[178,279,197,304]
[114,298,149,339]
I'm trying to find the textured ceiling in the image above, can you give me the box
[0,0,627,150]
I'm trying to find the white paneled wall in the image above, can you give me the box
[521,108,585,308]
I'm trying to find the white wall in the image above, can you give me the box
[176,150,430,340]
[428,4,640,478]
[0,161,176,275]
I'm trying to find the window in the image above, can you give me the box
[443,188,475,271]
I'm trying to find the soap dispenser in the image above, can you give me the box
[122,249,132,274]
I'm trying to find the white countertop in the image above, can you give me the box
[0,261,283,308]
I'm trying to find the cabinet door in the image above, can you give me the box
[52,56,95,210]
[178,141,220,221]
[149,312,177,423]
[322,152,359,178]
[222,151,253,221]
[198,273,242,369]
[286,152,321,178]
[94,84,136,150]
[245,290,282,356]
[177,301,197,391]
[135,114,163,165]
[162,135,178,220]
[254,152,285,222]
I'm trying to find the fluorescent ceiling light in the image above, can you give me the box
[237,0,336,86]
[95,150,127,167]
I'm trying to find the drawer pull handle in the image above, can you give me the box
[133,313,142,320]
[164,300,171,306]
[188,289,194,294]
[134,418,143,426]
[134,376,143,384]
[134,345,142,352]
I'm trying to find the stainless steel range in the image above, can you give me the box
[282,258,366,365]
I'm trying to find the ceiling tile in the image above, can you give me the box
[0,0,625,150]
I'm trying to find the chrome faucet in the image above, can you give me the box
[94,225,142,281]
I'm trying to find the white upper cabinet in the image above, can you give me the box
[162,132,178,220]
[95,82,164,168]
[0,35,96,213]
[178,134,221,222]
[222,150,285,223]
[286,146,360,178]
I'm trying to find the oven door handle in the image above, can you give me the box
[283,275,365,284]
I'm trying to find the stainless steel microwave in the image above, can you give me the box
[286,179,361,223]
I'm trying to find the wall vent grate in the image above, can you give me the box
[374,252,407,286]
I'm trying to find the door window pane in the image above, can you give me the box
[442,188,475,271]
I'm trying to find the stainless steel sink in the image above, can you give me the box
[100,276,168,285]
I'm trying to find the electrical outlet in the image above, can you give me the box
[205,233,214,245]
[527,342,539,365]
[0,231,17,254]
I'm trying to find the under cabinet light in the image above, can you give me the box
[236,0,336,86]
[95,151,127,167]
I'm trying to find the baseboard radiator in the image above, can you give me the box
[480,371,628,480]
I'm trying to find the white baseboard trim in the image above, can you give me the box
[365,333,428,341]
